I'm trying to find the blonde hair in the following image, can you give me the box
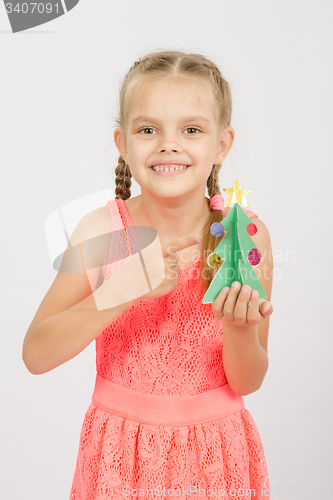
[113,50,232,295]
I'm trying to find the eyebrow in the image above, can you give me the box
[131,115,210,124]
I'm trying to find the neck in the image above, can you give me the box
[133,192,211,241]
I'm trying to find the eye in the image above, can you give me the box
[139,127,156,134]
[184,127,201,134]
[138,126,201,135]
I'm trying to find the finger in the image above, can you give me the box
[233,284,252,325]
[247,289,260,324]
[222,281,242,322]
[259,300,273,318]
[166,235,202,256]
[212,286,230,318]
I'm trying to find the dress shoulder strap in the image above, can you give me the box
[104,200,133,281]
[223,206,259,218]
[103,200,145,282]
[242,208,258,218]
[106,199,132,230]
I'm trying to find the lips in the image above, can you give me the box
[150,165,191,177]
[151,165,189,171]
[150,162,190,168]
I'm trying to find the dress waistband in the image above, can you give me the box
[91,374,245,426]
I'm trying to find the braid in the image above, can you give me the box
[207,163,222,200]
[194,163,225,293]
[210,65,225,95]
[206,62,232,127]
[129,59,142,72]
[115,155,132,201]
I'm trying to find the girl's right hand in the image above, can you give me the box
[139,235,202,301]
[93,234,202,310]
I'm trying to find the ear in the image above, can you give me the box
[114,128,128,163]
[213,127,235,165]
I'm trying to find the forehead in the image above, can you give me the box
[127,76,217,124]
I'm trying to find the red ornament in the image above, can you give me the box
[248,248,261,266]
[247,223,257,236]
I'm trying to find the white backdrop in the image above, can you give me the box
[1,1,332,499]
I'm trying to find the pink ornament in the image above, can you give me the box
[248,248,261,267]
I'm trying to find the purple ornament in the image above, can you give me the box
[210,222,224,237]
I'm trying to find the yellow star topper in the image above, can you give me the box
[223,179,252,208]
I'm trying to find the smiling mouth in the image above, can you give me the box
[151,165,190,172]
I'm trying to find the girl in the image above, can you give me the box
[23,50,274,499]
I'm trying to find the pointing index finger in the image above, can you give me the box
[167,235,202,255]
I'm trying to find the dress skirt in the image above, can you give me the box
[69,374,270,499]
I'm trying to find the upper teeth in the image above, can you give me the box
[152,165,188,171]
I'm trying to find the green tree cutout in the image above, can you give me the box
[202,202,267,304]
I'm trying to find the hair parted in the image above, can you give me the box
[113,50,233,295]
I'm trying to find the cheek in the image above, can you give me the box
[129,139,153,158]
[191,139,213,158]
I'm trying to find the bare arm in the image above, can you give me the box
[22,206,135,375]
[22,278,136,375]
[222,323,269,395]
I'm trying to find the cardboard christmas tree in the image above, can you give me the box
[202,180,267,304]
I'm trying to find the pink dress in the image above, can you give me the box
[69,199,270,500]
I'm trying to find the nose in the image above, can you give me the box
[159,147,178,153]
[158,132,181,154]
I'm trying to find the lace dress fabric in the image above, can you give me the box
[69,200,269,500]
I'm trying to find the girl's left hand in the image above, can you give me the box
[212,281,273,327]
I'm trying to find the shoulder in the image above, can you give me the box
[69,205,112,247]
[61,205,113,274]
[248,215,273,302]
[249,216,271,249]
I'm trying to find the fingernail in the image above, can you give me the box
[232,282,241,289]
[195,236,202,243]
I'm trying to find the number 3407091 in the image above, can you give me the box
[5,3,60,14]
